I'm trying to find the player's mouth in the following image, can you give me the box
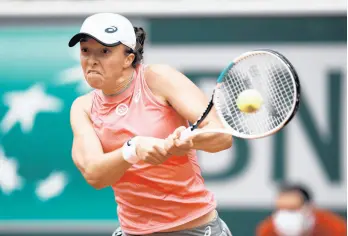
[88,70,101,75]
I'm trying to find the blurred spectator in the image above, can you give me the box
[256,183,347,236]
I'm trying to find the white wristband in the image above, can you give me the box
[122,137,140,164]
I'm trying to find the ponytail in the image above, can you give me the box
[130,27,146,68]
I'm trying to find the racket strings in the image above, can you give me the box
[243,59,283,131]
[264,63,290,125]
[267,63,294,119]
[224,64,271,134]
[251,59,293,130]
[223,70,252,133]
[235,65,270,133]
[221,75,254,134]
[221,69,265,134]
[215,53,296,136]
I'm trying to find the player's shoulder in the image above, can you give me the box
[70,92,93,115]
[143,64,180,90]
[145,63,185,81]
[144,63,187,86]
[145,64,177,75]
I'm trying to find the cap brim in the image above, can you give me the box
[68,33,122,47]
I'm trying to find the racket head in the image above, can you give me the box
[213,49,301,139]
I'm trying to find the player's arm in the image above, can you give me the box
[145,64,232,153]
[70,95,132,189]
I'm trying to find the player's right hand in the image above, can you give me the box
[135,136,170,165]
[164,126,194,156]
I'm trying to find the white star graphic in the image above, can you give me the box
[35,171,68,201]
[0,83,63,134]
[0,147,24,195]
[56,47,91,94]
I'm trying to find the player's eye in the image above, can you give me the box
[81,48,88,53]
[102,48,110,54]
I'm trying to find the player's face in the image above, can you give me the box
[79,38,134,90]
[275,191,304,210]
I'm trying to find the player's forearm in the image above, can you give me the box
[192,121,233,153]
[84,149,132,189]
[192,133,232,152]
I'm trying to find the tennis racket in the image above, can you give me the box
[180,49,301,140]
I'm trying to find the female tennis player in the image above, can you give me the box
[69,13,233,236]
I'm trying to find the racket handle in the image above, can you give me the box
[179,127,194,141]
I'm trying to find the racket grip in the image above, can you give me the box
[179,127,193,141]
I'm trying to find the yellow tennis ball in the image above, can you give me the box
[236,89,263,113]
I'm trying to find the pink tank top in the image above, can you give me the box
[90,64,216,234]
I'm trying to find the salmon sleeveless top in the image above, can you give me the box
[89,64,216,234]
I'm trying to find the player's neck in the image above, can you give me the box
[102,68,135,96]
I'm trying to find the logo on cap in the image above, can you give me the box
[105,26,118,33]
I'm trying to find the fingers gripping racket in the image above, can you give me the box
[180,49,301,140]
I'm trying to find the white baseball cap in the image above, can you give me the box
[68,13,136,50]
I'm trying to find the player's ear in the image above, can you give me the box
[123,53,135,68]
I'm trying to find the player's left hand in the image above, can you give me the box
[165,126,194,156]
